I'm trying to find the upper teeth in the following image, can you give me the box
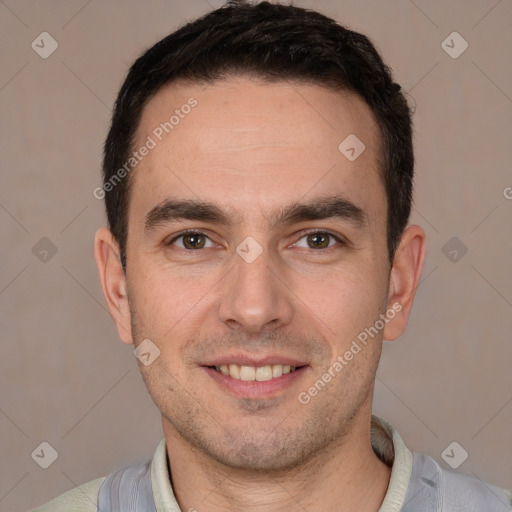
[215,364,296,381]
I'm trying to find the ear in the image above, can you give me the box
[94,227,134,345]
[383,224,426,341]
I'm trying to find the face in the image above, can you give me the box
[108,76,400,471]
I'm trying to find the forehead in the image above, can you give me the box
[129,76,384,227]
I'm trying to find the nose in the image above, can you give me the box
[217,245,294,335]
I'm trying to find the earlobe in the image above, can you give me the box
[383,225,426,341]
[94,227,134,345]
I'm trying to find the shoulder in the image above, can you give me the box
[28,476,106,512]
[442,466,511,508]
[408,451,512,511]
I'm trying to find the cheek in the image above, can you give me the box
[293,261,387,337]
[127,260,218,354]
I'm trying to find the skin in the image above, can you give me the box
[95,75,426,511]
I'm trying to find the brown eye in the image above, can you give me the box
[293,231,342,250]
[168,232,214,250]
[183,233,205,249]
[306,232,331,249]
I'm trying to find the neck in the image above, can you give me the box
[163,411,392,512]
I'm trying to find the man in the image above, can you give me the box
[32,1,511,510]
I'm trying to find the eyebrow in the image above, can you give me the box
[144,195,367,235]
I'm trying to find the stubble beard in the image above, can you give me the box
[129,307,379,475]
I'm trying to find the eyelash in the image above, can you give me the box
[166,229,346,251]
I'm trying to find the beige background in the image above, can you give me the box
[1,0,511,510]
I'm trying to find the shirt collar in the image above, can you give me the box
[150,414,413,512]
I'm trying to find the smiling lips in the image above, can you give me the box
[213,364,298,381]
[204,358,308,398]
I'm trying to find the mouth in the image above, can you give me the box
[201,358,309,399]
[209,363,301,381]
